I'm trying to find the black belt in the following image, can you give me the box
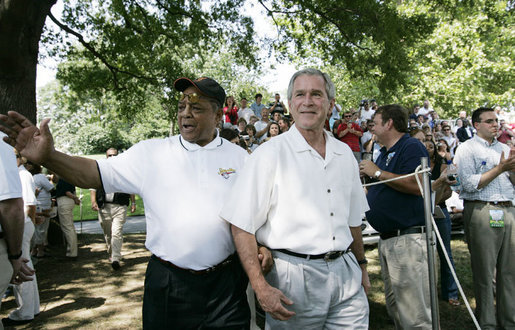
[152,253,236,275]
[465,200,512,207]
[0,232,4,239]
[276,248,350,261]
[380,226,426,240]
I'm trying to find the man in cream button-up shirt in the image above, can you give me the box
[221,68,370,329]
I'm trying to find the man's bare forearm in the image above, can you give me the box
[0,198,24,255]
[27,205,36,224]
[350,225,371,293]
[90,190,97,203]
[231,225,268,291]
[349,226,366,262]
[44,150,101,189]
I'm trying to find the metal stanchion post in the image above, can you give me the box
[79,189,83,234]
[421,157,439,329]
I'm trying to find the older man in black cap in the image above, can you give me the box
[0,77,271,329]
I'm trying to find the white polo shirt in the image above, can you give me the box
[0,133,22,202]
[0,133,22,232]
[238,107,254,123]
[33,173,54,209]
[220,125,369,254]
[18,165,37,223]
[97,133,248,270]
[360,109,375,123]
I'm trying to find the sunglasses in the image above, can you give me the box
[179,92,200,103]
[344,115,352,118]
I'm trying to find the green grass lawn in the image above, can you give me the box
[8,235,475,329]
[73,187,145,221]
[69,153,145,221]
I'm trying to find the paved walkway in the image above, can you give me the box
[74,215,146,234]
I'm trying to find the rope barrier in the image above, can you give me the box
[362,165,480,329]
[361,166,430,187]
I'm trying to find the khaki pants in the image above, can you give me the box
[98,203,127,262]
[463,201,515,330]
[379,233,432,330]
[57,196,77,257]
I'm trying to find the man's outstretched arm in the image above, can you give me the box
[0,111,101,189]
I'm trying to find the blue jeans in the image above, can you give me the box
[435,208,459,300]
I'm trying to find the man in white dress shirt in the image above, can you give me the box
[221,68,370,329]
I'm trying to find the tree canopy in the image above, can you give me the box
[2,0,513,153]
[265,0,513,114]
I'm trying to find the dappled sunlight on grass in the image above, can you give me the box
[0,234,476,329]
[1,233,149,329]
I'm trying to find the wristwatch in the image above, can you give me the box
[358,258,368,265]
[374,170,382,179]
[8,251,22,260]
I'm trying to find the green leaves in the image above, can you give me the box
[42,0,513,124]
[266,0,435,96]
[47,0,258,119]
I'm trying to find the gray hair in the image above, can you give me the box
[287,68,336,101]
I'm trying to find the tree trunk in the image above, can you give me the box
[0,0,56,123]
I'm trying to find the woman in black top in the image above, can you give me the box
[424,140,460,306]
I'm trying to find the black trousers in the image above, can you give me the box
[143,255,250,329]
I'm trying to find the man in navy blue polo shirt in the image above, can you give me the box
[359,104,431,329]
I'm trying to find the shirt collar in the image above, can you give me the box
[288,124,346,156]
[473,134,498,147]
[179,130,223,151]
[381,133,410,154]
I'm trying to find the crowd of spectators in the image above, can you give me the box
[220,94,515,164]
[2,82,514,328]
[220,92,514,318]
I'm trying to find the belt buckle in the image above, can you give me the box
[324,251,341,261]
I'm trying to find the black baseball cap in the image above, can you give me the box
[174,77,226,108]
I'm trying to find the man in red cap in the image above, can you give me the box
[0,76,271,328]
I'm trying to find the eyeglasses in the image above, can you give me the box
[179,92,200,103]
[344,115,352,118]
[443,128,450,131]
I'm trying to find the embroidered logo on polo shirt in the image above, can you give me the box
[218,168,236,179]
[386,152,396,167]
